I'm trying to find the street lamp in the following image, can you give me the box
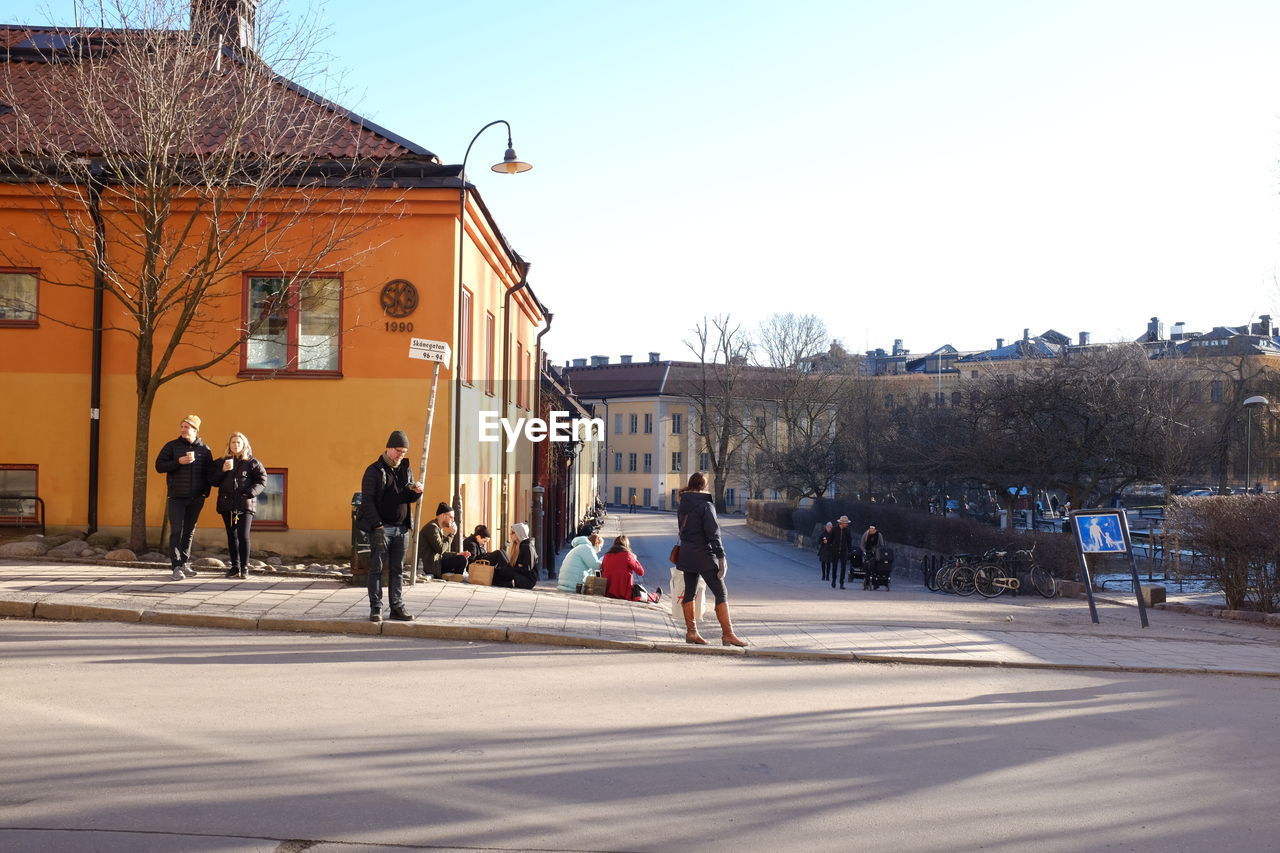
[1243,395,1269,493]
[452,121,532,535]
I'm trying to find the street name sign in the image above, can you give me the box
[408,338,451,364]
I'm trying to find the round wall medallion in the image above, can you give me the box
[380,279,419,318]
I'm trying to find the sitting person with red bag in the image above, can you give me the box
[601,535,660,602]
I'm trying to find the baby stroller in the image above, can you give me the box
[863,546,894,590]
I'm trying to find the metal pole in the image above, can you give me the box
[1070,515,1101,624]
[408,361,442,586]
[1246,406,1253,493]
[1118,512,1150,628]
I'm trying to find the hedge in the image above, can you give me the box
[747,498,1076,577]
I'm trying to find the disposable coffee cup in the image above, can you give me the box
[223,458,233,471]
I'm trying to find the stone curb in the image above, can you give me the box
[140,610,259,631]
[381,622,507,642]
[0,600,35,618]
[5,596,1280,678]
[33,602,142,623]
[506,630,655,651]
[258,616,379,635]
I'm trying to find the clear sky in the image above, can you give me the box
[12,0,1280,364]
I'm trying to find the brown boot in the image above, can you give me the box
[682,600,707,645]
[715,602,747,647]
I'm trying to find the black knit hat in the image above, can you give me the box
[386,430,409,449]
[436,501,453,516]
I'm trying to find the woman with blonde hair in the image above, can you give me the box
[493,522,538,589]
[207,432,267,579]
[676,472,745,646]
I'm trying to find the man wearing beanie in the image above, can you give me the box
[420,501,470,579]
[356,430,424,622]
[154,414,213,580]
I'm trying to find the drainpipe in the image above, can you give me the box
[499,262,532,540]
[532,310,553,572]
[86,167,106,534]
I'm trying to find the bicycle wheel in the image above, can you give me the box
[951,566,977,596]
[937,564,959,594]
[972,563,1007,598]
[1029,565,1057,598]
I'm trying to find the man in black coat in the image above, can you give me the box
[154,414,213,580]
[831,515,856,590]
[357,430,424,623]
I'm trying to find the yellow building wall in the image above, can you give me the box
[0,185,543,555]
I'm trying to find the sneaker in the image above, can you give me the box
[182,566,198,578]
[238,569,248,579]
[369,610,383,623]
[389,606,414,622]
[224,568,239,578]
[170,568,185,581]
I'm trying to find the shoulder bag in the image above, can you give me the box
[669,512,688,564]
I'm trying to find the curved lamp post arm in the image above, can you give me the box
[451,120,531,550]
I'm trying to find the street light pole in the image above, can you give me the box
[451,121,531,539]
[1243,395,1269,493]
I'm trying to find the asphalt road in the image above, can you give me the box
[3,618,1279,852]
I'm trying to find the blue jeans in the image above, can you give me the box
[367,526,406,611]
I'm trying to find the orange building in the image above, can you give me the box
[0,15,549,555]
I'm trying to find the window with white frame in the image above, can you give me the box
[671,451,683,472]
[643,453,652,473]
[671,413,683,434]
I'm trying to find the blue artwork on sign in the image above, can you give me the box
[1075,513,1127,553]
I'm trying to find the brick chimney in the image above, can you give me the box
[192,0,260,51]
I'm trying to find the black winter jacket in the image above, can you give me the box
[676,491,724,574]
[357,456,421,532]
[155,437,213,499]
[207,456,268,514]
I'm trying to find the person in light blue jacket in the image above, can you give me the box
[557,533,603,592]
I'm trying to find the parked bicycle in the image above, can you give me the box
[928,554,978,596]
[971,544,1057,599]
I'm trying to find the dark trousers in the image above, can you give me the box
[435,553,469,576]
[832,554,848,588]
[368,527,406,611]
[220,511,253,570]
[167,495,205,569]
[820,558,834,581]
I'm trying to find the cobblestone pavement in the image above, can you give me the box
[3,510,1279,676]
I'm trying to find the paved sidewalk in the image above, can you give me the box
[4,556,1280,677]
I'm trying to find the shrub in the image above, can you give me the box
[756,497,1077,577]
[1166,495,1280,612]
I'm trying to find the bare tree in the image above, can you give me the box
[749,314,856,498]
[0,0,406,548]
[680,314,752,513]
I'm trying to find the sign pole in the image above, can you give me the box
[404,338,451,587]
[408,360,441,587]
[1116,511,1150,628]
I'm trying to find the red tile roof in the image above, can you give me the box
[0,24,436,163]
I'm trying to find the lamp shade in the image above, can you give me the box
[491,147,532,174]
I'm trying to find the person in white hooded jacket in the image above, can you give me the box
[557,533,603,592]
[493,522,538,589]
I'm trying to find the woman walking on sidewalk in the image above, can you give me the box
[208,432,267,579]
[675,472,746,647]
